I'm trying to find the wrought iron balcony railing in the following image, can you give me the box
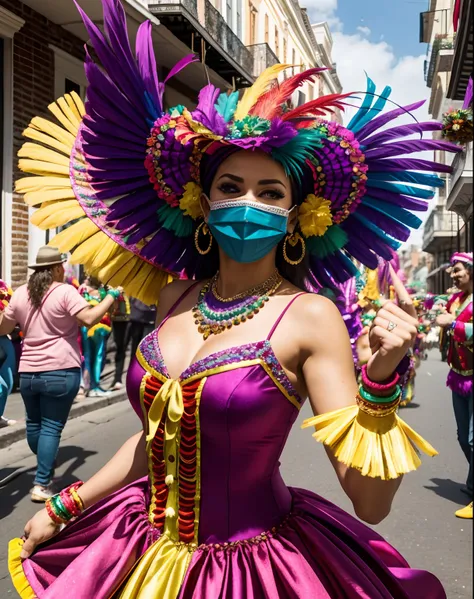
[425,34,456,87]
[247,43,279,78]
[204,0,253,81]
[423,209,458,248]
[150,0,198,18]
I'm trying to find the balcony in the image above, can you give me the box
[149,0,254,87]
[446,143,473,219]
[448,0,473,100]
[422,208,458,254]
[247,43,279,78]
[425,34,455,88]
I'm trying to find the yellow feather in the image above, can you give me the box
[31,201,83,228]
[16,176,71,193]
[64,94,83,123]
[233,64,290,121]
[24,188,76,206]
[23,128,72,156]
[35,206,85,230]
[71,231,120,267]
[57,96,81,129]
[70,91,85,117]
[18,159,70,176]
[18,143,70,167]
[29,116,76,147]
[49,218,99,252]
[48,101,80,136]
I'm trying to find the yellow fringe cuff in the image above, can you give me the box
[8,539,36,599]
[302,405,438,480]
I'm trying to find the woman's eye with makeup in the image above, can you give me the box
[217,182,241,194]
[260,189,285,200]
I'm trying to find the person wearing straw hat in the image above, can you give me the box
[0,246,121,502]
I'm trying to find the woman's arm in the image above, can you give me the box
[0,312,16,336]
[21,431,147,558]
[299,295,417,524]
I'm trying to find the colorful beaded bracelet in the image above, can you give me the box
[359,385,401,405]
[360,365,400,394]
[356,394,400,418]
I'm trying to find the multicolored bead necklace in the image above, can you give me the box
[193,270,283,340]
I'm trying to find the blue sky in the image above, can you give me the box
[331,0,430,59]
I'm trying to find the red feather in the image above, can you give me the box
[281,92,353,122]
[250,68,327,120]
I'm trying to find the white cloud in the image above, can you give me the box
[356,25,371,36]
[303,0,342,30]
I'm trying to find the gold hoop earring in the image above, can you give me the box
[195,221,213,255]
[283,232,305,265]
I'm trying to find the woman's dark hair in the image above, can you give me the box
[196,148,320,292]
[27,268,54,309]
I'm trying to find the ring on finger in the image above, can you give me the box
[387,321,397,332]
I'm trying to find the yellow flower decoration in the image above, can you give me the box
[179,182,203,220]
[298,194,333,237]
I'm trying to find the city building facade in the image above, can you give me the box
[420,0,473,293]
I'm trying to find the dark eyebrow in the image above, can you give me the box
[217,173,244,183]
[258,179,287,188]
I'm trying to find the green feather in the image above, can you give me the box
[157,204,193,237]
[271,130,323,178]
[215,91,239,122]
[306,225,348,258]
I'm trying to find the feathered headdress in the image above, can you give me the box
[450,252,473,266]
[16,0,461,303]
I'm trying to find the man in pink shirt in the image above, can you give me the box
[0,247,120,501]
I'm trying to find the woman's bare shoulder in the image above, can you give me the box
[156,279,202,311]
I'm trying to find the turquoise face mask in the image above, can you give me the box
[207,199,294,264]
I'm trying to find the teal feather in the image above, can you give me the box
[348,74,376,130]
[306,225,348,258]
[351,85,392,132]
[368,172,444,188]
[215,91,239,122]
[337,251,360,277]
[363,197,423,228]
[367,180,435,199]
[271,130,323,177]
[157,204,193,237]
[352,213,401,250]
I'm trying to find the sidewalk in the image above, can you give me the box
[0,348,131,449]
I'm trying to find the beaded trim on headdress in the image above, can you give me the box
[15,0,461,303]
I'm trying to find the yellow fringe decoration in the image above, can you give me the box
[16,91,172,305]
[8,539,37,599]
[302,406,438,480]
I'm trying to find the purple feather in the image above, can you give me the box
[85,155,145,170]
[356,205,411,241]
[159,54,199,108]
[82,140,146,158]
[92,178,150,199]
[355,100,426,141]
[85,96,148,138]
[107,189,158,220]
[365,191,429,212]
[368,158,453,173]
[362,122,443,147]
[82,114,145,145]
[365,139,461,160]
[114,201,158,231]
[192,84,228,137]
[135,20,161,114]
[260,119,298,150]
[74,0,145,116]
[462,76,473,109]
[447,370,472,396]
[86,166,147,180]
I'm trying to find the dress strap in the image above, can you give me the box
[266,293,306,341]
[158,281,201,330]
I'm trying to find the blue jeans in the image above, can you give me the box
[452,391,473,494]
[20,368,81,486]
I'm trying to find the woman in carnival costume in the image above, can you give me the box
[437,252,473,520]
[8,1,461,597]
[79,277,114,397]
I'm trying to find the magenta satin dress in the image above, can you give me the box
[17,292,445,599]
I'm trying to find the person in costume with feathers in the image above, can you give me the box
[8,1,462,597]
[437,252,473,520]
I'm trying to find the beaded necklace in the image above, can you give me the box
[193,270,283,340]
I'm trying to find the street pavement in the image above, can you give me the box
[0,351,471,598]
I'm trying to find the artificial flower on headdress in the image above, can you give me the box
[0,280,13,312]
[14,0,462,303]
[299,195,333,237]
